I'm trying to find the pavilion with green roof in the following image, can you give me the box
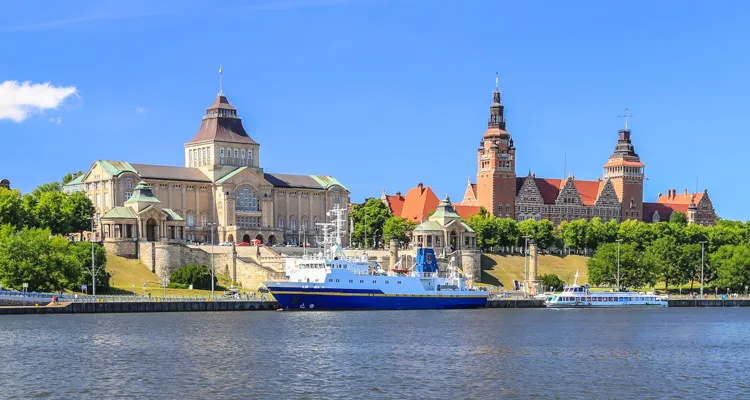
[412,195,477,251]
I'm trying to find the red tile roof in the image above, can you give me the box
[574,179,605,206]
[642,202,689,222]
[657,190,703,205]
[400,184,440,224]
[385,194,405,218]
[454,205,481,221]
[515,176,604,205]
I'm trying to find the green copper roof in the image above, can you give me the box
[413,221,443,232]
[310,175,349,192]
[96,160,137,177]
[125,181,161,204]
[163,209,184,221]
[101,207,136,219]
[431,197,462,219]
[64,175,85,186]
[216,167,248,184]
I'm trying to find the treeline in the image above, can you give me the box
[0,174,110,293]
[467,208,750,293]
[0,174,93,236]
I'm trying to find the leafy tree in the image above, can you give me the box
[466,213,490,250]
[0,226,82,292]
[68,241,110,292]
[711,244,750,293]
[496,218,520,249]
[518,219,555,249]
[561,218,588,254]
[34,191,68,235]
[0,188,25,229]
[588,242,653,288]
[32,181,62,197]
[169,264,216,290]
[21,194,38,228]
[669,211,688,226]
[382,217,415,245]
[643,236,680,293]
[350,198,392,248]
[708,221,744,252]
[539,273,565,292]
[676,243,702,290]
[63,192,94,236]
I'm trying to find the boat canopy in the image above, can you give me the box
[415,248,439,273]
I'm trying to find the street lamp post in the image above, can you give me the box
[522,235,530,293]
[615,239,623,290]
[88,217,98,296]
[207,222,216,300]
[699,241,707,298]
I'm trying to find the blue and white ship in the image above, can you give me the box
[264,206,488,311]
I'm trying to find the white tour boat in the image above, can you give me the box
[545,271,668,308]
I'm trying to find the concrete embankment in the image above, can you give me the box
[668,299,750,307]
[486,299,545,308]
[0,301,279,315]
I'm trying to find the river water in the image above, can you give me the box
[1,308,749,399]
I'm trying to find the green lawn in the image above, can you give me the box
[106,254,216,298]
[480,253,589,288]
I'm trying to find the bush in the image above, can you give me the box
[169,264,215,290]
[167,282,189,289]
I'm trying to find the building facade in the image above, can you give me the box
[67,91,350,245]
[460,82,717,226]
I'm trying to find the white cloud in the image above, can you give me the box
[135,106,146,114]
[48,117,63,125]
[0,80,78,122]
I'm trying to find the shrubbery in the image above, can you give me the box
[169,264,215,290]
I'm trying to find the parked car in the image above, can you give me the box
[250,239,262,245]
[219,242,233,246]
[257,286,270,293]
[237,242,250,246]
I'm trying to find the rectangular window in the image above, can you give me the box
[241,149,245,160]
[360,280,364,283]
[329,279,333,282]
[201,215,208,226]
[349,280,353,283]
[207,148,211,165]
[249,149,253,160]
[95,194,101,207]
[104,193,109,207]
[95,182,100,189]
[104,181,109,189]
[124,192,132,200]
[234,149,238,159]
[187,215,195,227]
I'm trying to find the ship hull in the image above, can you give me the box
[268,287,487,311]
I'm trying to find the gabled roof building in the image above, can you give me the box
[457,81,717,226]
[66,77,349,245]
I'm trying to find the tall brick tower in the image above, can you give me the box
[476,77,516,218]
[603,109,645,221]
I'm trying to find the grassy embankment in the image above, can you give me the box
[106,254,232,297]
[481,253,589,288]
[481,253,701,293]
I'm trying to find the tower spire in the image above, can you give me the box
[219,64,224,96]
[488,74,505,129]
[618,107,632,130]
[495,71,499,91]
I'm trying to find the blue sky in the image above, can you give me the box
[2,0,749,220]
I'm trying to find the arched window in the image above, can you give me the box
[236,186,259,212]
[301,216,309,231]
[278,215,285,228]
[630,197,635,209]
[290,216,297,231]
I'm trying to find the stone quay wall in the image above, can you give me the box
[103,240,137,259]
[0,301,279,315]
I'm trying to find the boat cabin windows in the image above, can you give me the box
[349,280,353,283]
[360,280,364,283]
[385,281,389,284]
[329,279,333,282]
[397,281,401,284]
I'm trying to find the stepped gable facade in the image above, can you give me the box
[459,81,717,226]
[66,89,349,245]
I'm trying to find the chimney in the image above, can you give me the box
[417,182,423,190]
[658,191,663,198]
[396,191,401,197]
[532,173,536,178]
[684,188,688,196]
